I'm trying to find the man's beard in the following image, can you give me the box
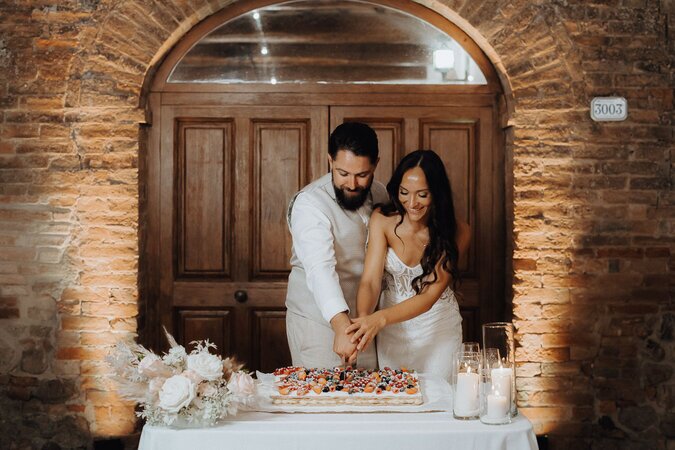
[334,185,371,211]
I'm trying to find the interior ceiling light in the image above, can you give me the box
[433,49,455,70]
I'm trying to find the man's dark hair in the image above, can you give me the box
[328,122,379,164]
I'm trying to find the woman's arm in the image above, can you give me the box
[347,261,452,351]
[376,221,469,326]
[355,210,388,317]
[379,263,450,324]
[347,219,470,351]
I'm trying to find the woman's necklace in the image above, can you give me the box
[403,217,429,250]
[411,228,429,249]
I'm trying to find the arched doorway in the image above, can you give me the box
[144,0,505,373]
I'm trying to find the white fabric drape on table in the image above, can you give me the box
[139,411,538,450]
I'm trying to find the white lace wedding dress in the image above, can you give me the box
[376,247,463,381]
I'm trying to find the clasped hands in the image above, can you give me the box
[332,311,386,364]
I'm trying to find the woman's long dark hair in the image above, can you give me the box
[380,150,460,293]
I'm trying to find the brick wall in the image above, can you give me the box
[0,0,672,448]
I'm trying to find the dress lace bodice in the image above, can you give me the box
[376,247,462,381]
[381,247,454,304]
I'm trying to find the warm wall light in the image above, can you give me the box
[433,49,455,71]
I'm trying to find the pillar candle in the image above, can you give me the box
[490,366,512,406]
[454,371,480,416]
[486,393,509,419]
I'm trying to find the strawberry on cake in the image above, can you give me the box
[271,366,423,406]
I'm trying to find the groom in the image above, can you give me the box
[285,122,388,369]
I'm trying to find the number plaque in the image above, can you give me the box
[590,97,627,121]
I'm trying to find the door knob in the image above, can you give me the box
[234,290,248,303]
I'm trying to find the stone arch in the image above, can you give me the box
[62,0,586,436]
[67,0,583,123]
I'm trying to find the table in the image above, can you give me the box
[139,410,538,450]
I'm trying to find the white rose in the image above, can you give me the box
[227,372,256,398]
[158,375,196,413]
[187,352,223,381]
[138,354,172,378]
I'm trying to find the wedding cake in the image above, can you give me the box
[271,366,423,405]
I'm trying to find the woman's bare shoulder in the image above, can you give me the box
[373,208,401,227]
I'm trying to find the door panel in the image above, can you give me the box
[251,309,293,374]
[176,120,234,278]
[177,309,234,355]
[368,120,404,185]
[422,122,472,224]
[421,120,476,275]
[251,120,310,280]
[330,106,496,342]
[161,105,327,370]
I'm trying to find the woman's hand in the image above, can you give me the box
[344,312,387,352]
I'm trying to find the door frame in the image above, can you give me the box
[141,0,507,353]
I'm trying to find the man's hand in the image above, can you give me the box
[330,312,358,363]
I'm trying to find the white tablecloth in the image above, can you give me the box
[139,411,538,450]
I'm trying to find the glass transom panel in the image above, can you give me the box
[169,0,487,84]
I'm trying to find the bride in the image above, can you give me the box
[345,150,470,380]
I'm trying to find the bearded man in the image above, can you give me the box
[285,122,387,369]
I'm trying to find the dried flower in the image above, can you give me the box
[222,356,244,380]
[107,330,257,427]
[163,345,187,367]
[138,354,173,378]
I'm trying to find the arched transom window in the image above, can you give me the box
[169,0,487,84]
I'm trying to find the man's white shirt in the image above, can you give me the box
[288,193,372,323]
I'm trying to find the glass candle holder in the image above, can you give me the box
[480,354,512,424]
[483,348,500,372]
[461,341,480,354]
[453,352,480,420]
[482,322,517,416]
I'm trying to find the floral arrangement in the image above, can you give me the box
[107,328,257,426]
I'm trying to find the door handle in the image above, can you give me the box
[234,290,248,303]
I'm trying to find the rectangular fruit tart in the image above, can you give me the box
[271,366,423,406]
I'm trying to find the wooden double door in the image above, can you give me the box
[149,96,503,373]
